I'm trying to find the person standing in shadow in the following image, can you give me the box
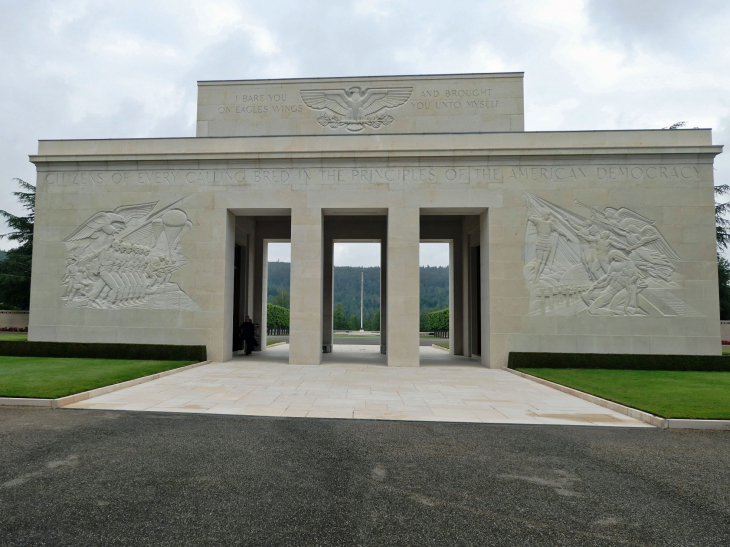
[238,316,259,355]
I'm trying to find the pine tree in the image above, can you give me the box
[0,179,35,310]
[715,184,730,319]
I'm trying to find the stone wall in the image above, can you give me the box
[0,311,29,329]
[29,127,722,365]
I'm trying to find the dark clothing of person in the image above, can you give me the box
[238,320,258,355]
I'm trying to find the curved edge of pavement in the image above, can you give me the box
[0,360,212,409]
[505,368,730,431]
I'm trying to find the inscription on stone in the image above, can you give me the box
[43,165,702,187]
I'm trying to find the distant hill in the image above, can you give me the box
[267,262,449,329]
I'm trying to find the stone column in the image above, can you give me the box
[252,229,264,351]
[462,220,472,358]
[260,243,269,350]
[380,236,387,354]
[246,232,256,318]
[480,210,491,367]
[387,207,420,367]
[322,234,334,353]
[449,232,464,355]
[213,210,235,363]
[289,208,323,365]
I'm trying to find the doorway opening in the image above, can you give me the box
[321,212,387,364]
[419,242,450,355]
[419,212,485,366]
[331,242,381,353]
[231,212,291,363]
[266,242,291,348]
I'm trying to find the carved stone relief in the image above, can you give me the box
[61,198,200,311]
[300,86,412,131]
[523,193,701,317]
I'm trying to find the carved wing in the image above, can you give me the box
[640,226,680,261]
[123,224,155,246]
[360,87,412,117]
[114,202,157,222]
[64,212,114,242]
[615,207,654,231]
[300,89,351,117]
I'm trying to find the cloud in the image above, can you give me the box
[1,0,728,259]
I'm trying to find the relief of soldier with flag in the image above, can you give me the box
[523,193,701,317]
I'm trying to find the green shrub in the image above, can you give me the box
[508,352,730,372]
[427,308,449,331]
[0,341,206,362]
[267,303,290,329]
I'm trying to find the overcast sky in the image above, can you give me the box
[1,0,729,262]
[268,243,448,267]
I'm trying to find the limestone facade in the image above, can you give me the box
[28,73,723,366]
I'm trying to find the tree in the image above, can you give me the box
[333,302,349,330]
[272,288,290,308]
[715,184,730,319]
[266,303,289,329]
[0,179,35,310]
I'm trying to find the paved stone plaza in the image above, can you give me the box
[66,345,649,427]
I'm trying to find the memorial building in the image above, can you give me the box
[28,73,723,366]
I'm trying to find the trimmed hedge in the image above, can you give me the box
[508,352,730,372]
[0,341,206,362]
[267,303,290,329]
[428,308,449,331]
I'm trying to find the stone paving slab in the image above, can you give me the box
[66,345,652,427]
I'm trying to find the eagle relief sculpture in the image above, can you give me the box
[523,193,701,317]
[300,86,412,131]
[60,198,200,311]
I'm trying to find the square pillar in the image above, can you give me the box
[480,210,491,367]
[449,233,464,355]
[387,207,420,367]
[213,210,235,363]
[252,232,266,351]
[260,244,269,350]
[462,221,472,358]
[289,208,323,365]
[380,236,387,354]
[322,236,334,353]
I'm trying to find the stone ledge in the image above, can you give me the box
[505,368,730,431]
[0,360,211,409]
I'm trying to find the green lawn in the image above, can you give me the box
[517,368,730,419]
[0,356,195,399]
[435,343,450,349]
[0,333,28,341]
[266,340,283,346]
[723,346,730,355]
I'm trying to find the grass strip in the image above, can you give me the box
[0,356,195,399]
[0,334,28,341]
[517,368,730,420]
